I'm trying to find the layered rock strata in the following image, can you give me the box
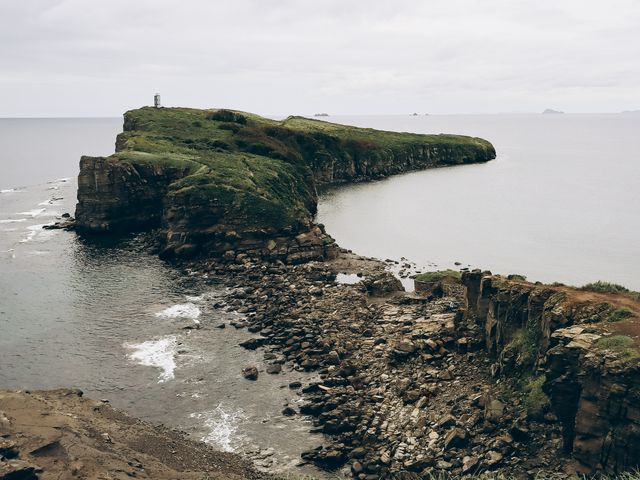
[461,272,640,474]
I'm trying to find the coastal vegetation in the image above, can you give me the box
[581,280,640,300]
[76,107,496,259]
[414,269,461,283]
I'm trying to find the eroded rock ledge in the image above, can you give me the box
[461,272,640,475]
[75,107,495,261]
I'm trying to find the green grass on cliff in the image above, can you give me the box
[581,281,640,302]
[597,335,640,362]
[109,107,494,235]
[414,269,462,283]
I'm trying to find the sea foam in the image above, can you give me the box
[155,303,201,323]
[336,273,364,285]
[0,219,27,224]
[16,208,46,218]
[191,404,246,452]
[127,336,178,383]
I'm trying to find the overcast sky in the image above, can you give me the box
[1,0,639,117]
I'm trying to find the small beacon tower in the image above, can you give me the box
[154,93,161,108]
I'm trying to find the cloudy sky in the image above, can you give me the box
[1,0,639,116]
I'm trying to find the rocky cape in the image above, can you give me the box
[74,107,495,261]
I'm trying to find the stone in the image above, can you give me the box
[0,439,18,459]
[242,366,259,380]
[265,364,282,374]
[282,406,296,416]
[239,338,266,350]
[362,272,405,297]
[437,414,456,428]
[0,460,38,480]
[486,450,503,466]
[443,427,469,449]
[484,399,505,423]
[462,455,479,473]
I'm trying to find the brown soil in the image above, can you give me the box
[0,389,269,480]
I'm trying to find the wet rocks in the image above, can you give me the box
[239,338,266,350]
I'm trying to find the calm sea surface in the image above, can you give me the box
[0,114,638,475]
[317,114,640,290]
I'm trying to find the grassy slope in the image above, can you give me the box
[112,107,495,233]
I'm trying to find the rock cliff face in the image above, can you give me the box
[461,272,640,474]
[75,107,495,261]
[75,156,191,233]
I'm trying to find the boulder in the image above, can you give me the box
[362,272,404,297]
[242,366,259,381]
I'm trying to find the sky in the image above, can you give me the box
[1,0,640,117]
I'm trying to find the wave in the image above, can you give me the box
[0,219,27,224]
[336,273,364,285]
[155,303,201,323]
[190,404,246,452]
[16,208,46,218]
[126,335,178,383]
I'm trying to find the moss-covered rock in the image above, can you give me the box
[76,107,496,259]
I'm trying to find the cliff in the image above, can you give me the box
[460,272,640,475]
[75,107,495,261]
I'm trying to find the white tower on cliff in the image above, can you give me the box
[154,93,161,108]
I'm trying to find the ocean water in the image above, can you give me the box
[317,114,640,290]
[0,119,327,476]
[0,114,638,475]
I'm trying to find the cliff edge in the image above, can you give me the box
[75,107,495,261]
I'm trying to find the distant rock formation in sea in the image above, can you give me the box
[621,109,640,114]
[542,108,564,114]
[314,113,329,117]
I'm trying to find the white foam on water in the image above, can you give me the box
[1,188,24,194]
[155,303,201,323]
[0,219,27,224]
[37,198,63,206]
[126,335,178,383]
[191,404,246,452]
[336,273,364,285]
[16,208,46,218]
[19,224,55,244]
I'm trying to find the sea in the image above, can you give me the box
[0,113,638,475]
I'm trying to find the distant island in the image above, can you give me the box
[313,113,329,117]
[542,108,564,114]
[621,109,640,114]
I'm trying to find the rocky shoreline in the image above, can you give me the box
[5,236,639,479]
[168,251,581,478]
[175,247,638,479]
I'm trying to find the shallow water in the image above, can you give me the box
[317,114,640,290]
[0,180,328,477]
